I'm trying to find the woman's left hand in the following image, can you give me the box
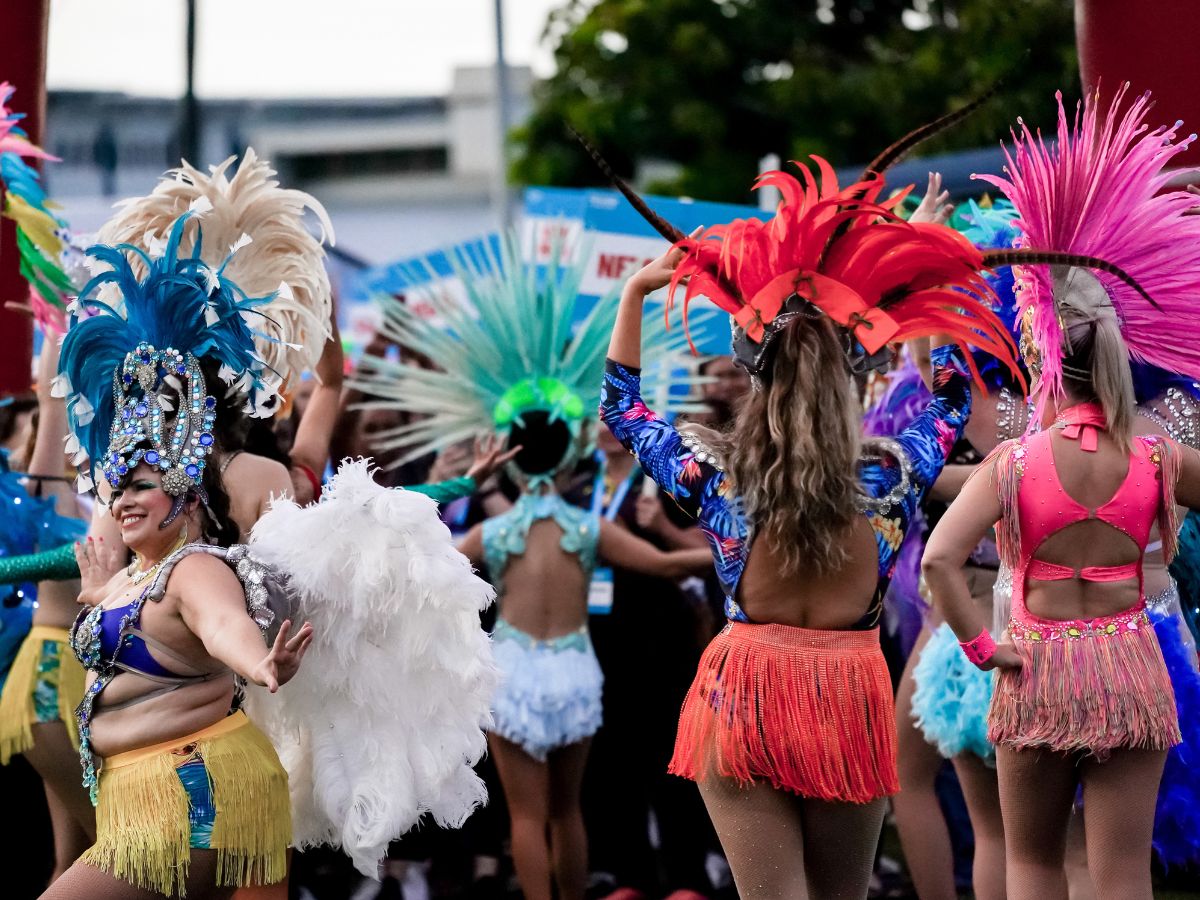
[75,537,126,606]
[466,434,522,484]
[630,226,703,294]
[909,172,954,225]
[251,619,314,692]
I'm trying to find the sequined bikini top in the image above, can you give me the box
[481,492,600,595]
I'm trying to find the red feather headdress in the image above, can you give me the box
[667,159,1020,386]
[571,91,1136,389]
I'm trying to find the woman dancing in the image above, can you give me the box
[596,148,1023,895]
[925,86,1200,900]
[353,234,713,900]
[41,210,321,899]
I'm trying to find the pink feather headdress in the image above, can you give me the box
[975,85,1200,414]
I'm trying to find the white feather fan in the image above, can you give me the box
[243,458,498,877]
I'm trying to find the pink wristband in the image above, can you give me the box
[959,629,996,668]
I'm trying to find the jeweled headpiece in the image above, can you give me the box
[974,85,1200,416]
[58,211,274,525]
[105,343,216,499]
[351,231,706,481]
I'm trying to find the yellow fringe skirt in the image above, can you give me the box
[0,625,86,763]
[83,711,290,897]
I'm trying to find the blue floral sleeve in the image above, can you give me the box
[895,344,973,502]
[858,344,971,583]
[599,360,727,520]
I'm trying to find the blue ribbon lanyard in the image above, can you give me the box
[592,457,640,523]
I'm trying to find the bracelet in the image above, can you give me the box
[958,629,997,668]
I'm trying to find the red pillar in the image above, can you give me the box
[0,0,49,396]
[1076,0,1200,168]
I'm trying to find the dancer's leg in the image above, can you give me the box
[489,733,552,900]
[1064,810,1095,900]
[995,746,1078,900]
[41,782,91,885]
[25,721,96,839]
[26,720,96,881]
[952,753,1005,900]
[696,775,809,900]
[41,851,236,899]
[1079,748,1166,900]
[547,738,591,900]
[798,796,886,900]
[892,626,957,900]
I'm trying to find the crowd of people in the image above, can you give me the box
[2,70,1200,900]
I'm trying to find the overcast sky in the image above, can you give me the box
[47,0,565,98]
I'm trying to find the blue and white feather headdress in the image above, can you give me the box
[352,230,707,478]
[57,211,275,521]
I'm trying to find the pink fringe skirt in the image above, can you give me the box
[988,606,1181,755]
[669,622,897,803]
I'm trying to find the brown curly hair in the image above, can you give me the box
[685,317,863,578]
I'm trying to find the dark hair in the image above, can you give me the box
[242,420,292,467]
[197,458,241,547]
[0,395,37,445]
[507,412,573,477]
[197,358,286,455]
[119,442,241,547]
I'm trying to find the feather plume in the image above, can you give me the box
[667,159,1023,386]
[350,232,708,469]
[860,81,1001,179]
[974,85,1200,414]
[97,149,334,388]
[59,212,274,479]
[244,459,498,875]
[568,127,685,242]
[0,83,82,333]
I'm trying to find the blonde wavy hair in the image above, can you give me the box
[1055,267,1136,450]
[685,317,862,578]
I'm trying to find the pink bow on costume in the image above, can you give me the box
[1056,402,1107,452]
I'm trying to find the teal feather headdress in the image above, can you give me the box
[352,231,707,478]
[57,211,276,517]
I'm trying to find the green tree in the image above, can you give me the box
[511,0,1078,203]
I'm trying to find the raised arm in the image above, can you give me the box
[608,243,688,368]
[893,342,973,506]
[28,335,79,515]
[603,239,725,519]
[598,518,713,579]
[407,435,520,505]
[289,306,344,484]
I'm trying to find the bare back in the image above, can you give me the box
[220,451,293,539]
[737,517,880,629]
[495,519,589,639]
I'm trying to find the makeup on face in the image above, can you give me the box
[111,466,172,538]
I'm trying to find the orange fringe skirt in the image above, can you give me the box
[669,622,897,803]
[988,608,1181,755]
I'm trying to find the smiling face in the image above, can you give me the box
[103,462,186,554]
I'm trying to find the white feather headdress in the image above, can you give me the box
[98,149,334,389]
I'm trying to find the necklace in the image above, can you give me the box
[126,525,188,586]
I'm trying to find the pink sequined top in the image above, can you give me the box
[991,402,1180,638]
